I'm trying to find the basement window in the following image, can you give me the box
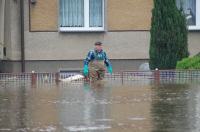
[176,0,200,30]
[59,0,105,32]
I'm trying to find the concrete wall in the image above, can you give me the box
[0,59,148,73]
[3,0,11,60]
[4,0,21,61]
[25,0,150,61]
[0,0,5,46]
[0,0,6,59]
[0,0,22,72]
[24,31,150,60]
[0,0,200,73]
[26,0,200,61]
[188,32,200,56]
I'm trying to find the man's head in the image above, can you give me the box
[94,42,103,52]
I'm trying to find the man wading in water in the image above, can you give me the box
[83,42,113,81]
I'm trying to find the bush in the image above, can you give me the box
[176,56,200,69]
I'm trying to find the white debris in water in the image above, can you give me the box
[65,125,111,131]
[0,128,12,131]
[16,128,30,132]
[60,74,84,82]
[95,118,114,122]
[128,117,146,121]
[96,99,111,105]
[166,98,172,101]
[31,126,56,132]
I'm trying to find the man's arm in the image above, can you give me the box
[103,52,111,67]
[104,52,113,73]
[84,50,94,66]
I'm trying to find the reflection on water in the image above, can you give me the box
[0,80,200,132]
[151,82,200,132]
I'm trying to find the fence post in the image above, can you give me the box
[189,70,192,80]
[31,71,37,86]
[55,72,60,83]
[121,71,124,85]
[154,68,160,81]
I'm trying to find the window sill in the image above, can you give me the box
[59,27,105,32]
[188,26,200,31]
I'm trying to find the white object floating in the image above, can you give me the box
[65,125,111,131]
[128,117,146,121]
[60,74,84,82]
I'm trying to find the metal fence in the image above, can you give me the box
[121,70,200,80]
[0,73,31,82]
[0,70,200,84]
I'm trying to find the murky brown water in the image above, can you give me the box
[0,80,200,132]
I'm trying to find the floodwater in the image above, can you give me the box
[0,80,200,132]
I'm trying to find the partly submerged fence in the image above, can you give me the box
[0,70,200,83]
[120,70,200,80]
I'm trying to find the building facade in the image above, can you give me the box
[0,0,200,72]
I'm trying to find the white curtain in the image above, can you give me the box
[176,0,196,25]
[60,0,84,27]
[89,0,103,27]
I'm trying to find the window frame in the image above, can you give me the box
[59,0,105,32]
[186,0,200,30]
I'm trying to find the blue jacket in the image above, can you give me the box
[84,50,111,67]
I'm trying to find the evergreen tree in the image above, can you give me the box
[149,0,189,70]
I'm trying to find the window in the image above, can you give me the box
[176,0,200,30]
[59,0,104,32]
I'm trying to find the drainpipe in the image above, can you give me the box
[20,0,25,72]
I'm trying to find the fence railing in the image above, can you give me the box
[0,70,200,84]
[0,73,31,82]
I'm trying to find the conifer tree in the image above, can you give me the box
[149,0,189,69]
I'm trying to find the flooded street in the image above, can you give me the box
[0,80,200,132]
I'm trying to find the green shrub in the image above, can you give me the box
[176,56,200,69]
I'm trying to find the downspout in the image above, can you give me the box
[20,0,25,72]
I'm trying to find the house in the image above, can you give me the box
[0,0,200,72]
